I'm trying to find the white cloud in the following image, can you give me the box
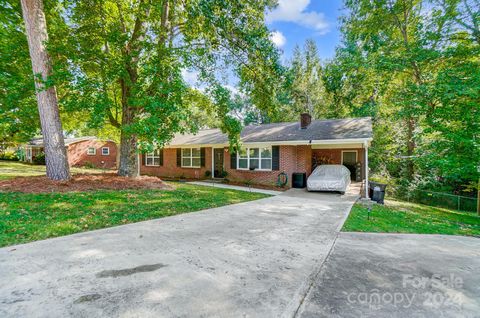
[270,31,286,48]
[266,0,329,34]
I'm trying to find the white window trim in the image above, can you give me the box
[87,147,96,155]
[145,150,161,166]
[101,147,110,156]
[181,147,201,168]
[341,150,358,165]
[236,146,272,171]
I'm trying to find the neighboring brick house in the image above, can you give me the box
[140,115,373,191]
[22,137,117,169]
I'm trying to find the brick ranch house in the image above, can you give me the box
[140,115,373,194]
[21,136,117,169]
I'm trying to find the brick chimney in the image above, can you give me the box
[300,113,311,129]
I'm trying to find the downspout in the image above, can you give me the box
[211,148,214,179]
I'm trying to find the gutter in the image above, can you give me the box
[162,138,373,148]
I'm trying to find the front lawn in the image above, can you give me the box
[0,183,269,247]
[0,160,105,180]
[342,199,480,237]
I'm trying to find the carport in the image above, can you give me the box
[310,139,370,198]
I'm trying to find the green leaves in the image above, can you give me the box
[54,0,283,151]
[328,0,479,194]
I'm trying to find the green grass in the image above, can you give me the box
[0,183,269,247]
[0,160,105,180]
[342,199,480,237]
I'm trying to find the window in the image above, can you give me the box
[87,147,96,155]
[101,147,110,155]
[181,148,201,168]
[341,151,357,165]
[146,150,162,166]
[237,147,272,170]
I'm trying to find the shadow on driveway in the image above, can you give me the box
[298,232,480,318]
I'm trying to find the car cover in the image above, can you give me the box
[307,164,351,192]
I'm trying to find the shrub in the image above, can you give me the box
[219,170,228,178]
[33,152,46,165]
[0,151,19,161]
[82,161,97,169]
[205,170,211,177]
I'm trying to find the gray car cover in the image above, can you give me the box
[307,164,351,193]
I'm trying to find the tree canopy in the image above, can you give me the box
[283,0,479,195]
[1,0,478,195]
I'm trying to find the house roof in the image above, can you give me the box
[169,117,373,146]
[27,136,97,147]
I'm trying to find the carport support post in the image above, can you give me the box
[364,141,369,199]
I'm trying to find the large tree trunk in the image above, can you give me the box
[118,130,139,177]
[21,0,70,181]
[117,89,139,177]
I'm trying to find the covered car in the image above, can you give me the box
[307,164,351,194]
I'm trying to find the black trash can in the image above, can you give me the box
[369,181,387,204]
[292,173,307,188]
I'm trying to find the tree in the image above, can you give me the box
[289,40,328,119]
[55,0,283,177]
[0,0,39,145]
[331,0,479,195]
[20,0,70,180]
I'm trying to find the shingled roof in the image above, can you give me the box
[28,136,97,147]
[169,117,372,146]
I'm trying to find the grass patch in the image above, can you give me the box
[0,160,105,180]
[342,199,480,237]
[0,183,269,247]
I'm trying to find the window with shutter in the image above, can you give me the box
[236,146,272,171]
[181,148,201,168]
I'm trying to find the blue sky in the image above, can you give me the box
[182,1,345,90]
[266,0,344,63]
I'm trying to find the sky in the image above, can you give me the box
[182,1,344,90]
[266,0,344,63]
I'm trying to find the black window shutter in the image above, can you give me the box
[272,146,280,170]
[230,149,237,169]
[159,149,164,166]
[142,153,146,165]
[200,147,205,167]
[176,148,181,166]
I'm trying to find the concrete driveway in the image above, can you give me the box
[298,232,480,318]
[0,189,356,318]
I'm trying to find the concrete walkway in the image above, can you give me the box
[187,180,284,195]
[0,190,356,318]
[298,232,480,318]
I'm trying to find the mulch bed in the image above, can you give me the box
[0,173,172,193]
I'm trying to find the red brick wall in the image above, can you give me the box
[68,140,117,169]
[296,145,312,176]
[224,145,312,188]
[138,145,366,187]
[140,147,212,179]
